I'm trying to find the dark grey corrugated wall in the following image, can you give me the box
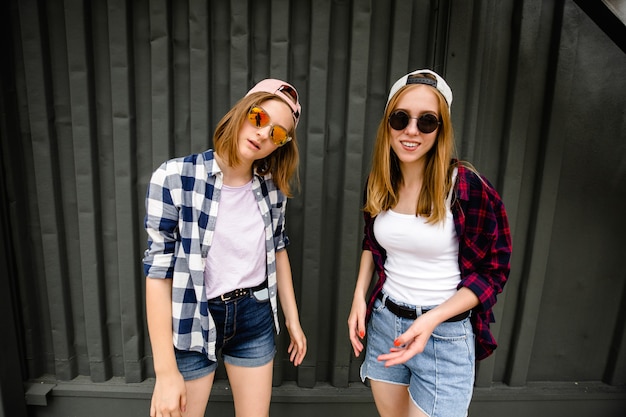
[6,0,456,387]
[1,0,626,416]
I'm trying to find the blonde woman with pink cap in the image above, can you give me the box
[144,79,307,417]
[348,69,512,417]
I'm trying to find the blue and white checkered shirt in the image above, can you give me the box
[143,150,287,361]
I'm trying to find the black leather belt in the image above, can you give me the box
[376,292,470,322]
[210,281,267,302]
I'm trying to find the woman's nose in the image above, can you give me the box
[405,118,420,135]
[257,125,272,140]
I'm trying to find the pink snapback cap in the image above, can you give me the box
[246,79,302,127]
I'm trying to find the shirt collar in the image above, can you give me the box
[202,150,222,178]
[455,163,471,201]
[202,149,266,185]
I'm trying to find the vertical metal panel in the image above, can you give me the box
[189,0,210,150]
[606,281,626,385]
[331,0,373,388]
[64,0,111,382]
[0,151,28,416]
[296,0,330,389]
[0,5,29,413]
[208,1,231,124]
[107,0,145,383]
[229,0,249,99]
[526,0,626,383]
[3,1,626,412]
[490,0,556,386]
[447,0,510,386]
[0,241,28,417]
[269,0,291,78]
[17,0,78,381]
[47,0,90,378]
[92,0,122,379]
[172,0,191,158]
[6,0,51,381]
[506,50,567,386]
[150,0,173,165]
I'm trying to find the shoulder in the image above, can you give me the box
[156,152,197,173]
[153,150,217,181]
[455,161,502,204]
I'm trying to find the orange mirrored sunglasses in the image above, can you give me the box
[247,106,292,146]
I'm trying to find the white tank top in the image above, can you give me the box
[204,180,266,299]
[373,170,460,305]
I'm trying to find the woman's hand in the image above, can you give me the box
[348,296,367,357]
[377,313,437,367]
[150,370,187,417]
[275,250,307,366]
[348,251,376,358]
[146,278,186,416]
[379,288,480,366]
[286,321,307,366]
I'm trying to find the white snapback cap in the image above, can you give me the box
[386,69,453,110]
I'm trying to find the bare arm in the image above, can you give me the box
[275,249,307,366]
[146,277,186,417]
[347,250,376,357]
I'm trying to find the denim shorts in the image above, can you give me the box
[174,291,276,381]
[360,294,475,417]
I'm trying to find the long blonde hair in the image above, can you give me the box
[364,77,456,224]
[213,92,300,197]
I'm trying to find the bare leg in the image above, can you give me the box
[183,372,215,417]
[408,400,429,417]
[370,380,421,417]
[225,360,273,417]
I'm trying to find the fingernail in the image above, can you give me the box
[359,330,365,338]
[393,339,401,347]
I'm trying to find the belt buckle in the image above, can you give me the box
[221,288,247,302]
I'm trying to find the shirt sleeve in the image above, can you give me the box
[274,195,290,251]
[143,162,180,278]
[457,173,512,313]
[362,210,376,251]
[361,179,378,252]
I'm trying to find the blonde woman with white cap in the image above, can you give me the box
[144,79,307,417]
[348,69,512,417]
